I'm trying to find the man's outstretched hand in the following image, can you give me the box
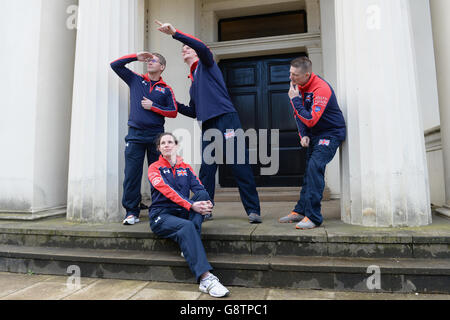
[137,52,154,62]
[155,20,176,36]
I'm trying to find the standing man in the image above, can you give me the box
[155,20,262,224]
[111,52,178,225]
[279,57,346,229]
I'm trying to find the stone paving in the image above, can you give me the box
[0,272,449,300]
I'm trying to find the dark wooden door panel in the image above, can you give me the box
[219,53,307,187]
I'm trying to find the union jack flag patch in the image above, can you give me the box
[224,130,236,140]
[155,86,166,94]
[177,169,188,176]
[319,139,330,146]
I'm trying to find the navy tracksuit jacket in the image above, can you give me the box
[110,54,178,218]
[172,30,260,216]
[291,73,346,226]
[148,156,213,281]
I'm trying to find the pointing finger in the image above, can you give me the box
[154,20,163,26]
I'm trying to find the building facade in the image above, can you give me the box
[0,0,449,226]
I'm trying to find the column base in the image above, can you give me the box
[0,207,66,221]
[435,205,450,219]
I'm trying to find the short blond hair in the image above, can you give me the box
[291,56,312,73]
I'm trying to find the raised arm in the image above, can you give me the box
[155,20,215,67]
[289,82,331,128]
[110,52,154,85]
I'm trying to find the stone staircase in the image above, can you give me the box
[0,199,449,294]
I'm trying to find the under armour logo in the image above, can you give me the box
[163,169,170,174]
[154,216,161,224]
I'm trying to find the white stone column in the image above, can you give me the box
[336,0,432,227]
[0,0,77,220]
[431,0,450,217]
[67,0,144,223]
[320,0,340,200]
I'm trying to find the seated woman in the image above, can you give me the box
[148,132,230,298]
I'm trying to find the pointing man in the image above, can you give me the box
[155,20,262,224]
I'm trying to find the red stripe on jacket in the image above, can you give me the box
[148,162,192,211]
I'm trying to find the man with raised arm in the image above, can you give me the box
[155,20,262,224]
[111,52,178,225]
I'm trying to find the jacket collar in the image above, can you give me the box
[159,155,184,168]
[188,60,199,82]
[142,74,168,87]
[299,72,317,92]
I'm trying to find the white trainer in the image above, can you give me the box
[199,274,230,298]
[295,217,317,230]
[123,215,140,225]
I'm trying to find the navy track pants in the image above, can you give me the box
[122,127,163,218]
[294,136,342,226]
[200,112,260,216]
[149,190,213,281]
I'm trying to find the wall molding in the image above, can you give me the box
[208,32,321,60]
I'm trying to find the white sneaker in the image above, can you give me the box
[123,215,140,225]
[199,274,230,298]
[295,217,317,230]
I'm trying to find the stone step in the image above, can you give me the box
[214,187,331,202]
[0,216,448,260]
[0,244,448,294]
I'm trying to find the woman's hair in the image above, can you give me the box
[155,132,178,148]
